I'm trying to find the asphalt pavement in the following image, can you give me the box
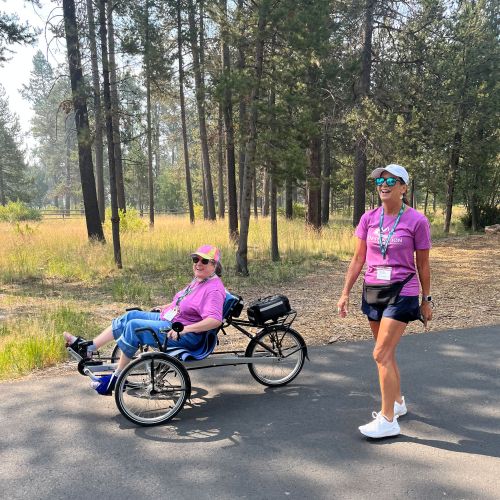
[0,325,499,500]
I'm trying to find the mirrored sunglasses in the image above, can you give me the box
[375,177,400,187]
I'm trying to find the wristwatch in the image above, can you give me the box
[422,295,432,302]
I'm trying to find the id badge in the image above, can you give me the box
[376,266,392,281]
[162,307,178,321]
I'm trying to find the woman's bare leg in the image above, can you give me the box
[372,317,407,419]
[91,325,114,349]
[64,325,114,349]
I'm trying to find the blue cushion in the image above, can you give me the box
[166,329,218,361]
[166,292,239,361]
[222,291,239,319]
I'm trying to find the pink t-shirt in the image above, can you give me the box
[355,206,431,296]
[160,276,226,324]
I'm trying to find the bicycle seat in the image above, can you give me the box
[165,292,242,361]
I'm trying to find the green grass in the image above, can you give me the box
[0,306,99,380]
[111,275,154,303]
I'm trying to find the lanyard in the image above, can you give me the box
[175,274,215,307]
[175,280,197,307]
[378,204,405,259]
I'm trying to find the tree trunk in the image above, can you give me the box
[285,176,293,219]
[468,192,478,232]
[65,132,71,215]
[353,135,367,225]
[253,173,258,219]
[201,166,208,219]
[154,104,160,179]
[217,102,225,219]
[187,0,216,220]
[268,75,279,261]
[321,125,331,225]
[107,1,126,212]
[0,163,5,205]
[237,0,247,207]
[236,0,269,275]
[144,1,154,227]
[85,0,105,222]
[98,0,122,265]
[444,128,462,233]
[409,178,415,208]
[307,133,322,229]
[262,169,270,217]
[221,0,238,240]
[353,0,375,227]
[146,73,154,226]
[62,0,105,242]
[176,0,194,223]
[270,175,279,261]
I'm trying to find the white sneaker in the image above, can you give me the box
[394,396,407,418]
[359,412,400,438]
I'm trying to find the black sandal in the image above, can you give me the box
[67,337,94,359]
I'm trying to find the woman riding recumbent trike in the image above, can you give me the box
[68,293,308,427]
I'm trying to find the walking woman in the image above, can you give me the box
[337,164,432,438]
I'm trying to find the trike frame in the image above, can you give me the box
[68,309,308,426]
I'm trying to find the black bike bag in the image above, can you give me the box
[247,295,292,325]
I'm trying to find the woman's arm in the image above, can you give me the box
[337,237,367,317]
[167,316,222,339]
[416,248,432,326]
[183,317,222,334]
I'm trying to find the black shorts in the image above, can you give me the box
[361,295,421,324]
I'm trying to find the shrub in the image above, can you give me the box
[104,207,148,232]
[277,202,306,219]
[0,201,41,222]
[193,204,204,219]
[460,204,500,230]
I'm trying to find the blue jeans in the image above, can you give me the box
[111,310,203,359]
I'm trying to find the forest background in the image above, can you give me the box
[0,0,498,378]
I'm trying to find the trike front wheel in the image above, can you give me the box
[246,326,306,387]
[111,344,152,363]
[115,353,190,426]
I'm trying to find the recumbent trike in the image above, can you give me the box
[67,293,308,427]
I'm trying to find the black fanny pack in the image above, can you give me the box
[363,273,415,307]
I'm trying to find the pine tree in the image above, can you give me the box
[0,87,30,204]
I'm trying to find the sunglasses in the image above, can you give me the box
[375,177,400,187]
[192,256,212,265]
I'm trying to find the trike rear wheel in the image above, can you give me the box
[115,353,190,426]
[246,326,306,387]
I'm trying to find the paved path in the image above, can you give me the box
[1,325,499,500]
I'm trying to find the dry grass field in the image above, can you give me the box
[1,213,497,380]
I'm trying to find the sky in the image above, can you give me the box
[1,1,65,141]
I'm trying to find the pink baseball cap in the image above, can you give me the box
[191,245,221,262]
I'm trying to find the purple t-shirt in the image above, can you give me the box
[160,276,226,324]
[355,206,431,296]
